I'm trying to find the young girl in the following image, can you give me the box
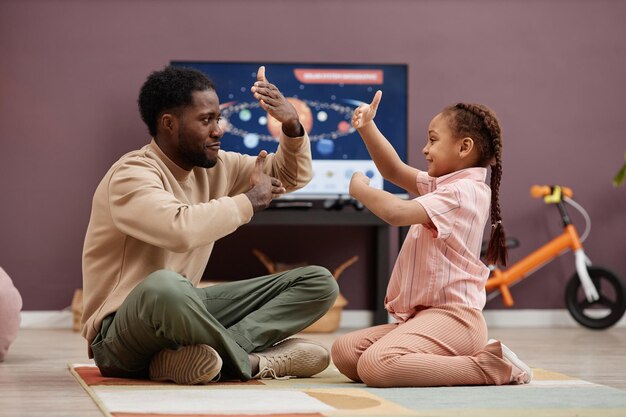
[331,91,532,388]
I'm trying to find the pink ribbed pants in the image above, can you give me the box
[331,304,513,387]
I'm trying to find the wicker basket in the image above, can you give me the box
[252,249,357,333]
[71,289,83,332]
[302,292,348,333]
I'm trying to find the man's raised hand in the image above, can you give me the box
[256,65,268,83]
[251,66,303,137]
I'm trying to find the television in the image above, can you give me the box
[171,61,408,200]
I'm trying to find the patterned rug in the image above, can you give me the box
[69,363,626,417]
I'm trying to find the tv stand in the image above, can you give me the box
[323,195,364,211]
[250,207,394,325]
[269,201,314,210]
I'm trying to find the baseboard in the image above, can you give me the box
[340,308,626,329]
[20,310,73,329]
[482,309,625,328]
[20,308,626,330]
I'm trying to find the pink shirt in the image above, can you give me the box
[385,167,491,321]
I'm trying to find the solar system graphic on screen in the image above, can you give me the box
[171,61,408,197]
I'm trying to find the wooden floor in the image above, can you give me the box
[1,327,625,416]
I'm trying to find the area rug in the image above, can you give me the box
[69,363,626,417]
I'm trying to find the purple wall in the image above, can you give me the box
[1,0,625,311]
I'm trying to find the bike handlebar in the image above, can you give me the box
[530,185,573,199]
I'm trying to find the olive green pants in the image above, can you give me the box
[91,266,338,381]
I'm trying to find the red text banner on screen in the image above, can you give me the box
[294,69,384,84]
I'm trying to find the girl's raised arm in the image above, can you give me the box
[353,91,421,196]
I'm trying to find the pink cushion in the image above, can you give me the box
[0,267,22,361]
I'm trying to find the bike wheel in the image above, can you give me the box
[565,266,626,329]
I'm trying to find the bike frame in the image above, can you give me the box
[485,186,599,307]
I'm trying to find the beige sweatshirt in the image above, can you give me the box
[81,133,311,355]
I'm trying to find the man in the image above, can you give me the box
[81,65,338,384]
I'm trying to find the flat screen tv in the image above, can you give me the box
[171,61,408,199]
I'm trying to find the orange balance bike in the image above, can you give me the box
[484,185,626,329]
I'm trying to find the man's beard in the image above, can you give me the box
[178,130,217,169]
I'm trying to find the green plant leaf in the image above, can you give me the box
[614,153,626,187]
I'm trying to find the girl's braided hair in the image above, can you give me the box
[443,103,507,266]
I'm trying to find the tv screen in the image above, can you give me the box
[171,61,408,199]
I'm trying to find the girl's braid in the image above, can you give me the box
[453,103,508,266]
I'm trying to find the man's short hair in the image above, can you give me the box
[138,66,216,136]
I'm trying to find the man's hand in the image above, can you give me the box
[349,171,371,198]
[245,150,286,212]
[352,90,382,129]
[251,66,304,137]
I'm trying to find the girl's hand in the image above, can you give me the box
[352,90,382,129]
[349,171,370,197]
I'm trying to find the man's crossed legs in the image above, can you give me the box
[91,266,338,384]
